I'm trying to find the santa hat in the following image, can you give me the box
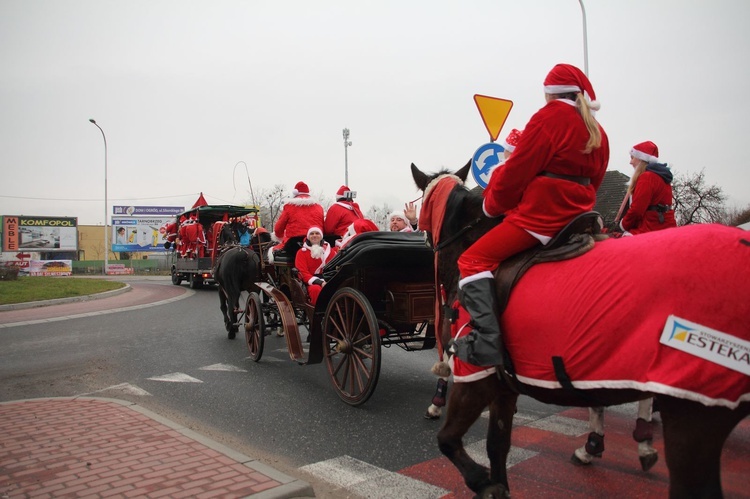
[389,211,408,223]
[630,141,659,163]
[543,63,600,111]
[306,226,323,239]
[335,185,351,200]
[501,129,523,153]
[293,181,310,197]
[338,219,379,247]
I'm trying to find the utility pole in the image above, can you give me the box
[343,128,352,185]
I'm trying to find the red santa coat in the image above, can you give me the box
[324,201,364,237]
[273,196,324,242]
[621,169,676,234]
[294,240,338,305]
[483,100,609,239]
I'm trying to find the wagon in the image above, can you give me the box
[243,231,436,406]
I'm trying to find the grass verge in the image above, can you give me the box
[0,277,126,305]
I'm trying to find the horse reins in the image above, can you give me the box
[433,217,482,253]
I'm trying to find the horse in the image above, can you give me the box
[411,161,750,498]
[212,222,262,339]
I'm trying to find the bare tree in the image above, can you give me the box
[672,168,727,225]
[253,185,286,231]
[365,203,393,230]
[722,203,750,227]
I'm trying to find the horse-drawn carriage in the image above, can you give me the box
[238,230,437,406]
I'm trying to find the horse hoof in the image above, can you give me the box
[423,410,440,420]
[228,331,236,339]
[571,451,592,466]
[640,452,658,472]
[478,483,510,498]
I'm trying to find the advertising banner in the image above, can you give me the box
[29,259,73,276]
[112,206,184,217]
[112,217,175,252]
[2,216,78,252]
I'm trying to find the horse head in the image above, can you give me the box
[410,161,501,300]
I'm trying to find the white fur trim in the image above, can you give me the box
[286,196,318,206]
[630,148,659,163]
[458,271,494,288]
[544,84,580,94]
[267,247,275,263]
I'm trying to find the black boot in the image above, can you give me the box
[452,277,504,367]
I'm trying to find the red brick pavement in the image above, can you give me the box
[0,397,313,498]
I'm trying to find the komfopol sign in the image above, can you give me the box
[2,216,78,252]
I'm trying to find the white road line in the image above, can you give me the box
[199,363,248,372]
[79,383,152,397]
[301,455,448,499]
[146,372,203,383]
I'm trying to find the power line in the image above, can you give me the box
[0,193,202,202]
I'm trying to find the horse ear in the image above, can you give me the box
[456,160,471,182]
[411,163,429,191]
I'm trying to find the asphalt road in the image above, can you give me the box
[2,277,747,498]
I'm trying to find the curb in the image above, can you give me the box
[0,283,132,312]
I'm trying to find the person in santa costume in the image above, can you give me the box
[294,226,338,305]
[337,218,379,248]
[619,141,676,235]
[273,181,324,244]
[324,185,364,237]
[501,128,523,160]
[452,63,610,367]
[389,201,419,232]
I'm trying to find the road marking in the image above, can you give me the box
[147,372,203,383]
[301,455,448,499]
[80,383,152,397]
[199,363,247,372]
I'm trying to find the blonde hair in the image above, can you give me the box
[547,92,602,154]
[627,159,649,195]
[575,93,601,154]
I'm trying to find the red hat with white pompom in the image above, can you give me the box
[630,141,659,163]
[293,181,310,197]
[543,63,600,111]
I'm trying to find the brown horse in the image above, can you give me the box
[213,222,262,339]
[411,161,750,498]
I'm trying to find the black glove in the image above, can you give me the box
[313,279,324,286]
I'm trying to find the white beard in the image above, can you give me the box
[310,244,325,260]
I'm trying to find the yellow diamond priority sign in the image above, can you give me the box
[474,95,513,142]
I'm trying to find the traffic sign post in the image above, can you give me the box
[474,95,513,142]
[471,142,505,189]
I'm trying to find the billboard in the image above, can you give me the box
[113,206,184,217]
[112,216,175,252]
[2,216,78,252]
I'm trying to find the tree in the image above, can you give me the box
[722,203,750,227]
[365,203,393,230]
[672,168,727,225]
[255,185,286,231]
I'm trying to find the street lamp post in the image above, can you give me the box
[578,0,589,76]
[89,119,108,275]
[342,128,352,186]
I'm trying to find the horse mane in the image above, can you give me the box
[439,184,501,301]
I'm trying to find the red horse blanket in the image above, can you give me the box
[453,224,750,409]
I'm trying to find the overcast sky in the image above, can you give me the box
[2,0,749,226]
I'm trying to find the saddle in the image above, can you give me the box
[494,212,602,316]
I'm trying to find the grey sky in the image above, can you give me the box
[1,0,748,225]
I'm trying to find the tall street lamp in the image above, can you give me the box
[342,128,352,185]
[89,119,108,275]
[577,0,589,76]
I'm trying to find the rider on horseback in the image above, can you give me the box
[452,64,610,367]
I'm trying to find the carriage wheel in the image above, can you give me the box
[323,287,381,406]
[244,292,265,362]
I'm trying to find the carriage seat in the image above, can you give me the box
[322,231,432,282]
[271,236,304,265]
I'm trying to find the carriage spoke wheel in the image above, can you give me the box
[244,292,265,362]
[323,287,381,406]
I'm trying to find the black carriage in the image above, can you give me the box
[243,231,436,406]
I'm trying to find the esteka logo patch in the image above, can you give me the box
[661,315,750,376]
